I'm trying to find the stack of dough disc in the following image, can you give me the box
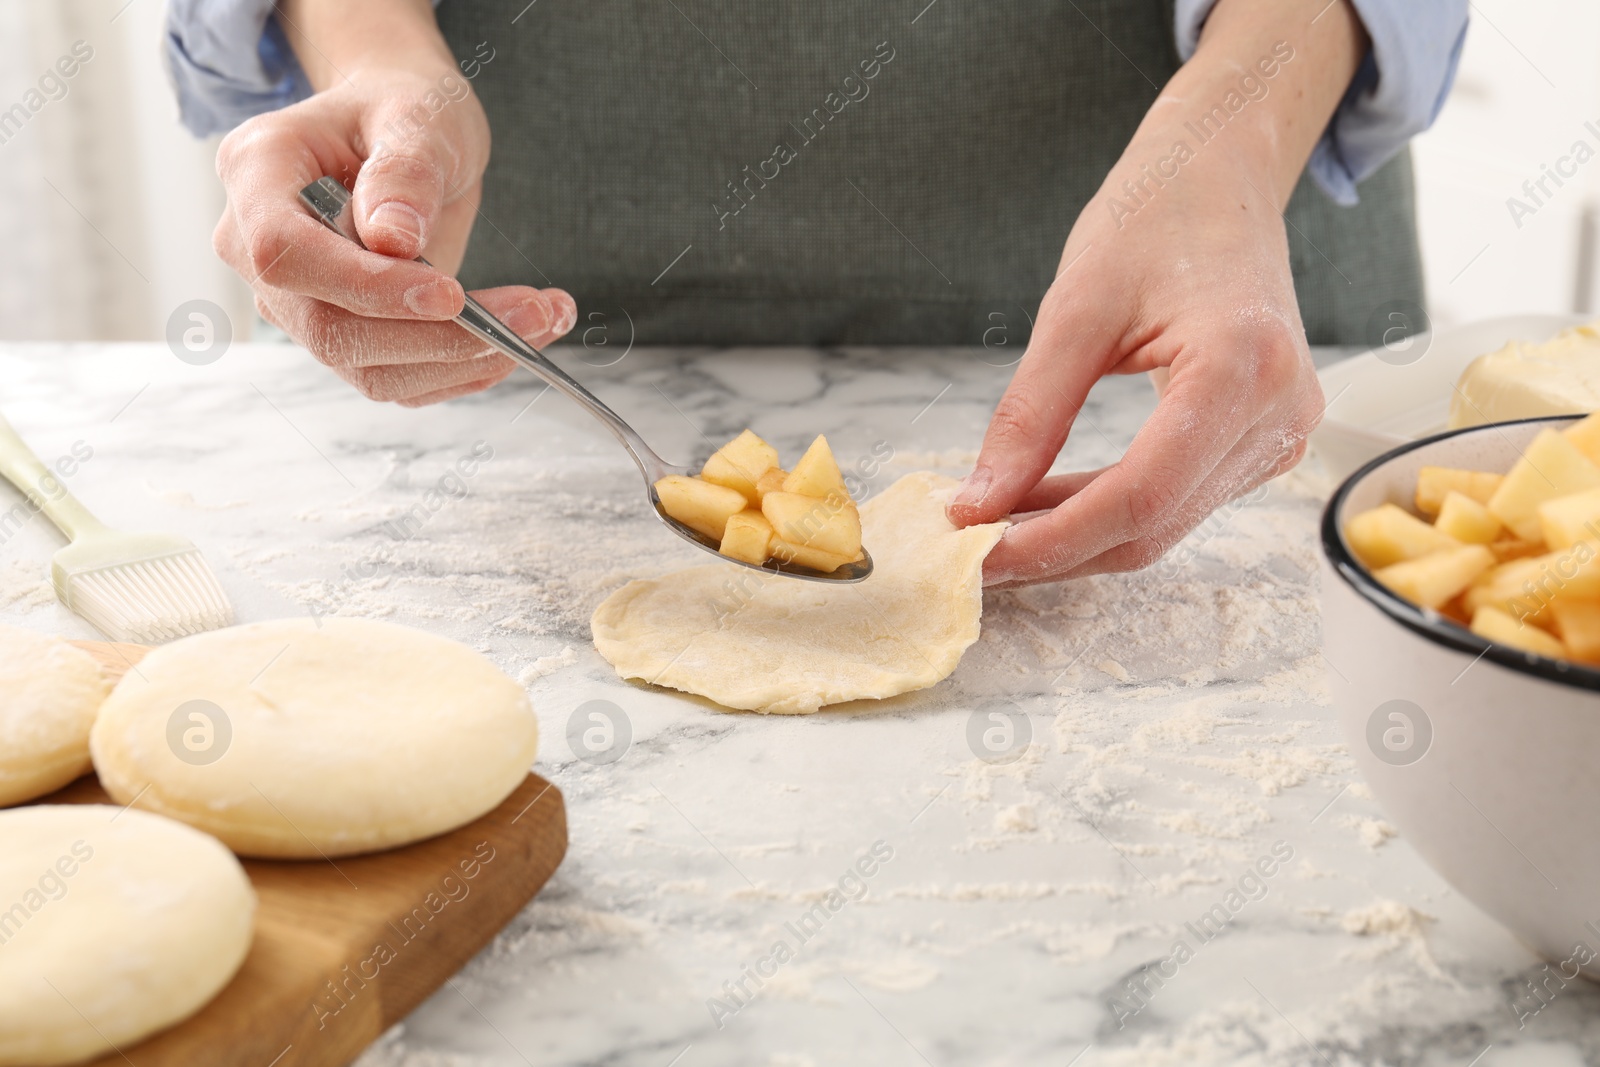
[0,804,255,1066]
[0,625,109,807]
[91,616,539,858]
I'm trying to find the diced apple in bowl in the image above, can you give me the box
[1343,411,1600,666]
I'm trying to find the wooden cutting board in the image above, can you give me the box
[35,641,569,1067]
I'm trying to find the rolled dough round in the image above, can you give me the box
[90,617,538,858]
[0,625,110,808]
[0,804,254,1066]
[591,472,1007,713]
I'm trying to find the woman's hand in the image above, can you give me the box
[949,0,1366,584]
[212,5,575,406]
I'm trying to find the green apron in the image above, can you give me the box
[436,1,1422,347]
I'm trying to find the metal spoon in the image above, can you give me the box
[297,177,872,583]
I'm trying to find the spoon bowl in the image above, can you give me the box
[646,476,874,582]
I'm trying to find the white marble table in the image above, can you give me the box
[1,342,1594,1067]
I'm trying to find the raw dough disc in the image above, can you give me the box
[0,804,255,1066]
[591,472,1007,713]
[90,617,538,858]
[0,625,110,808]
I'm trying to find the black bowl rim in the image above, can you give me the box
[1320,413,1600,692]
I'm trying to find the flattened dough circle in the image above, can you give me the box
[591,473,1006,713]
[0,804,255,1066]
[90,617,538,858]
[0,625,110,808]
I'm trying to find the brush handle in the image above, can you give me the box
[0,412,107,541]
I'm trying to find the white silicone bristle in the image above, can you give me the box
[67,550,234,644]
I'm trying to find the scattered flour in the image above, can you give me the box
[1338,815,1399,850]
[1097,658,1132,682]
[1341,899,1448,981]
[1342,899,1435,939]
[888,881,1124,903]
[0,560,53,609]
[142,481,248,510]
[994,803,1038,833]
[1179,744,1340,797]
[517,645,577,684]
[852,957,940,992]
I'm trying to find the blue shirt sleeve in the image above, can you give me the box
[1174,0,1469,206]
[164,0,312,137]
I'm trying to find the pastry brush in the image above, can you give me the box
[0,411,233,642]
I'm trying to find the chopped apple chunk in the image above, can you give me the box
[769,538,858,573]
[701,429,779,503]
[1373,545,1494,609]
[1415,466,1503,515]
[761,491,863,559]
[1487,428,1600,542]
[754,467,789,505]
[783,435,849,502]
[1538,486,1600,550]
[719,509,775,565]
[1471,605,1568,659]
[657,430,864,568]
[1463,556,1554,627]
[1434,491,1502,544]
[1488,536,1545,562]
[1345,504,1460,570]
[1551,599,1600,662]
[655,475,748,540]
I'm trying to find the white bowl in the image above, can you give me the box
[1311,313,1590,484]
[1321,415,1600,976]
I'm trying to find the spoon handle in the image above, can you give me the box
[296,177,670,479]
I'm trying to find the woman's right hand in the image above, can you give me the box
[212,67,576,406]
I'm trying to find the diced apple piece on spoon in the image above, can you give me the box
[783,435,849,502]
[654,475,749,540]
[720,509,775,565]
[761,491,863,560]
[769,538,858,573]
[701,429,779,503]
[754,468,789,505]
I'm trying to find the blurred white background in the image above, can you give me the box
[0,0,248,341]
[0,0,1595,343]
[1411,0,1600,327]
